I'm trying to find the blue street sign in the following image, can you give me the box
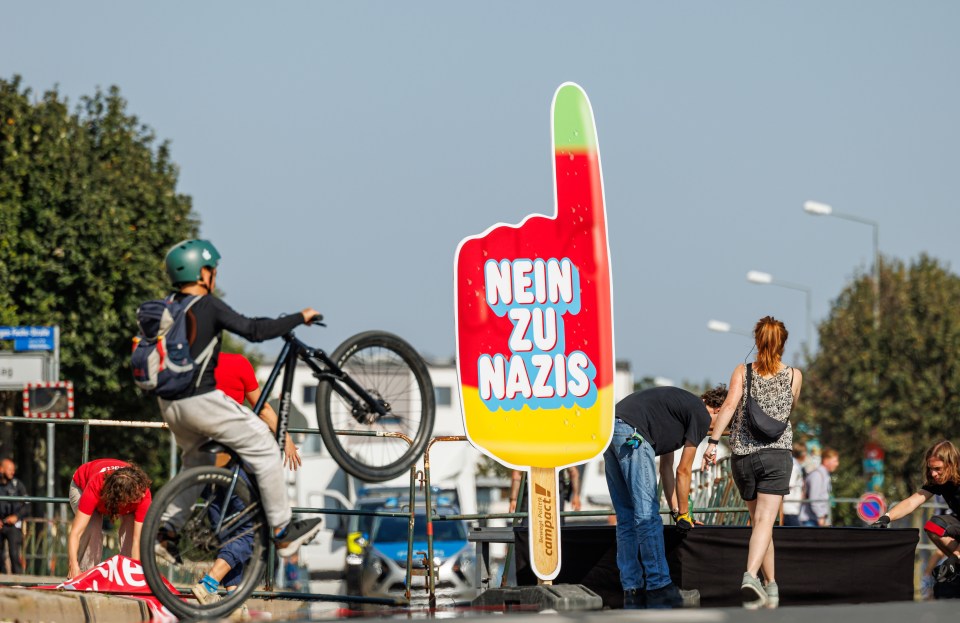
[14,336,55,351]
[0,326,56,351]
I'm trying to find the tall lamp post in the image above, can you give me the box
[803,200,880,330]
[707,319,752,338]
[746,270,813,352]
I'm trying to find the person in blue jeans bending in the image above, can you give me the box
[604,385,726,609]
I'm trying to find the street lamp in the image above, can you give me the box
[707,319,752,337]
[803,200,880,330]
[746,270,813,351]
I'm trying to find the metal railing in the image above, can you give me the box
[0,414,951,605]
[0,415,422,606]
[0,415,175,575]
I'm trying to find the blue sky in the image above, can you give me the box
[4,2,959,387]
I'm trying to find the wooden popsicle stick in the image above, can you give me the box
[528,466,560,579]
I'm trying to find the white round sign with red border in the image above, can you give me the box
[856,492,886,523]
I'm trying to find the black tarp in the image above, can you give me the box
[515,524,918,607]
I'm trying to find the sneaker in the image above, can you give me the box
[623,588,645,609]
[934,556,960,583]
[191,581,221,605]
[764,580,779,608]
[679,588,701,608]
[646,582,682,609]
[274,518,323,557]
[227,603,251,621]
[741,572,767,609]
[155,528,182,565]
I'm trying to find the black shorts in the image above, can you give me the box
[732,449,792,501]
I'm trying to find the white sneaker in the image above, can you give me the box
[155,528,182,565]
[191,582,221,605]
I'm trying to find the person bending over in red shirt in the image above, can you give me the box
[67,459,152,579]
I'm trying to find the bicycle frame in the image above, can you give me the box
[205,446,264,548]
[252,331,390,450]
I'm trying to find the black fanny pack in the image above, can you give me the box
[744,363,788,442]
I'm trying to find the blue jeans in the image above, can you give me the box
[206,469,255,587]
[604,419,671,591]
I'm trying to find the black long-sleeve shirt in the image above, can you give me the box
[172,293,304,398]
[0,476,28,519]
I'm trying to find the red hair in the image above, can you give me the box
[754,316,788,376]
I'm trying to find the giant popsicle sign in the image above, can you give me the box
[454,83,614,580]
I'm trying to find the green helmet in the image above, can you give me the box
[165,239,222,285]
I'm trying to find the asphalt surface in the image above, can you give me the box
[313,600,956,623]
[3,575,957,622]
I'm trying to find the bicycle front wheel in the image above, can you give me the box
[141,466,269,620]
[317,331,436,482]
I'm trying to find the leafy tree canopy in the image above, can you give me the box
[796,254,960,521]
[0,75,198,487]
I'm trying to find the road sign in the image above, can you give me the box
[0,353,48,390]
[856,492,887,523]
[14,335,55,351]
[22,381,74,418]
[0,326,56,350]
[0,326,54,339]
[0,327,60,386]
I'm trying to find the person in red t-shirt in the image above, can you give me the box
[67,459,152,579]
[215,352,300,470]
[188,353,302,607]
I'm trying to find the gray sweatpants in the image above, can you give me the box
[69,482,136,572]
[158,390,291,530]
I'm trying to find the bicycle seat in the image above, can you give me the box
[199,439,239,461]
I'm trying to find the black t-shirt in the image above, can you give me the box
[614,386,710,456]
[921,481,960,515]
[172,293,304,398]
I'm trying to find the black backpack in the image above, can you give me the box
[131,295,217,399]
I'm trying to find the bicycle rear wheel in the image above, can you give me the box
[141,466,269,620]
[317,331,435,482]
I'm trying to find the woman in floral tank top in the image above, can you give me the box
[703,316,803,609]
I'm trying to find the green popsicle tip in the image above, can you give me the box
[553,82,597,152]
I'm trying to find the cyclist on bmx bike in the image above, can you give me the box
[151,239,322,606]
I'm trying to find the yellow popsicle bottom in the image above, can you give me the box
[461,387,615,467]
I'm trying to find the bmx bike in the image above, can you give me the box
[259,326,435,482]
[141,325,435,619]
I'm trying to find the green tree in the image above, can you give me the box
[0,75,198,491]
[796,255,960,523]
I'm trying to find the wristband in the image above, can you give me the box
[707,438,719,445]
